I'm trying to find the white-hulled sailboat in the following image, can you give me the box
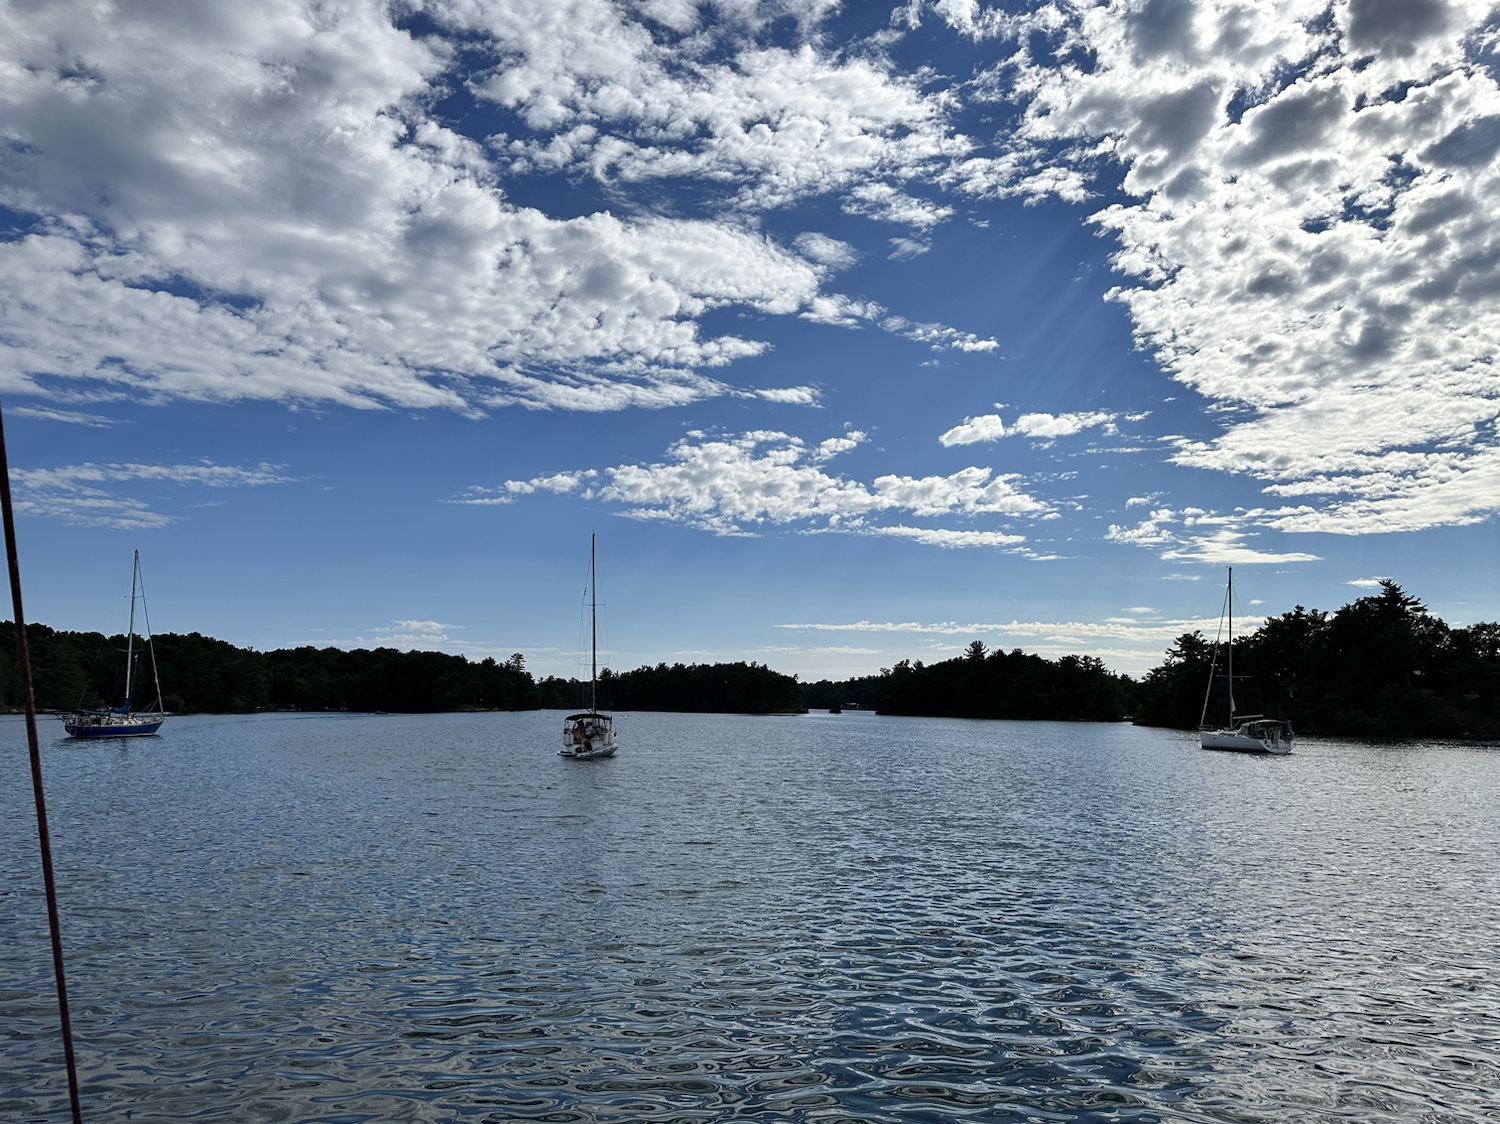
[63,550,167,738]
[1199,566,1292,755]
[560,534,617,760]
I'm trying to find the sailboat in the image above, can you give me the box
[1199,566,1292,754]
[560,534,617,760]
[63,550,167,738]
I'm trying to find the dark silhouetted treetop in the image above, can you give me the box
[1133,581,1499,740]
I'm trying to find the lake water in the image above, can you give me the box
[2,710,1497,1122]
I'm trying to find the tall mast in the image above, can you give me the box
[124,549,139,711]
[590,533,597,713]
[1226,565,1234,722]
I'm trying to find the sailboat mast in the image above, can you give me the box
[1226,565,1234,722]
[124,549,139,710]
[590,533,597,713]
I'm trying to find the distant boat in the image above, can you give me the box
[1199,566,1291,755]
[63,550,167,738]
[560,534,617,760]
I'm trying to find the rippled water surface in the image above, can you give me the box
[3,711,1498,1122]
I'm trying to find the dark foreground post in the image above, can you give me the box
[0,399,84,1124]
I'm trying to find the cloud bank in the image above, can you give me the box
[0,1,983,415]
[940,0,1500,535]
[487,428,1048,543]
[2,0,1496,544]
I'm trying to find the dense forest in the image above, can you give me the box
[538,661,803,715]
[802,643,1134,722]
[4,579,1496,738]
[1131,581,1500,739]
[0,623,802,716]
[0,623,536,714]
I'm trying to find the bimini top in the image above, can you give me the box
[564,712,612,723]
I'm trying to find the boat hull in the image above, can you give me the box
[64,716,165,738]
[559,742,617,760]
[1200,726,1291,755]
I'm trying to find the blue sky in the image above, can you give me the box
[2,0,1498,682]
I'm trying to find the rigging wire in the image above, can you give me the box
[1198,571,1231,728]
[0,399,85,1124]
[135,557,165,712]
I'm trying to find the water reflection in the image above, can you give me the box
[2,711,1497,1121]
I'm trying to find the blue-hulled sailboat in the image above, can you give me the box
[63,551,166,738]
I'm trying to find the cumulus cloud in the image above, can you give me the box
[474,4,965,223]
[940,410,1117,446]
[0,0,987,417]
[752,385,822,405]
[497,428,1049,541]
[940,413,1006,446]
[452,470,597,505]
[1012,411,1116,439]
[944,0,1500,535]
[6,0,1497,548]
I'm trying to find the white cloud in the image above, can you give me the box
[887,318,999,351]
[1159,531,1322,566]
[452,469,597,505]
[812,432,866,462]
[793,232,858,268]
[0,0,987,419]
[6,405,120,428]
[330,618,503,654]
[384,620,459,642]
[873,525,1027,548]
[1106,505,1322,564]
[5,0,1497,547]
[939,413,1006,446]
[758,644,883,656]
[870,465,1042,517]
[753,385,822,405]
[1012,411,1116,439]
[940,410,1118,446]
[470,6,968,221]
[775,609,1247,674]
[947,0,1500,535]
[888,237,931,260]
[10,460,292,528]
[508,471,597,496]
[501,428,1049,540]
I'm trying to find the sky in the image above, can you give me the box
[2,0,1498,684]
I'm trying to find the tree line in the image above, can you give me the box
[6,579,1496,737]
[537,660,804,714]
[801,642,1134,721]
[0,624,803,716]
[1131,580,1500,739]
[0,623,536,714]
